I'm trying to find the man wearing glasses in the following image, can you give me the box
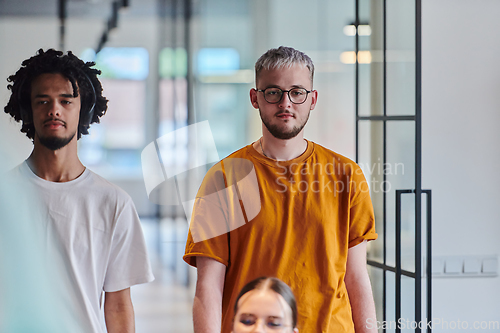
[184,46,378,332]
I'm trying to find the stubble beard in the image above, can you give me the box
[38,132,76,151]
[260,109,310,140]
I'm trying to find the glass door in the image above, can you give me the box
[355,0,431,332]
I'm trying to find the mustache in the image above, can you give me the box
[43,118,67,126]
[275,111,294,117]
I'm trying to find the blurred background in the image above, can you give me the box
[1,0,499,332]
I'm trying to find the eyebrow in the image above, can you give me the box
[239,313,283,319]
[33,93,75,99]
[261,84,280,89]
[263,84,307,89]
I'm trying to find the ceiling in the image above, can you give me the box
[0,0,158,18]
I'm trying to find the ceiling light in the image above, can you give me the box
[343,24,372,36]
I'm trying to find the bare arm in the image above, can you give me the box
[345,240,378,333]
[193,256,226,333]
[104,288,134,333]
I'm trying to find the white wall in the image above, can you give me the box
[423,0,500,330]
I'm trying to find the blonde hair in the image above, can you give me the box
[255,46,314,85]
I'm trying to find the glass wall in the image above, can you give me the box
[356,1,429,332]
[149,0,366,284]
[191,0,358,159]
[1,2,425,321]
[0,1,430,331]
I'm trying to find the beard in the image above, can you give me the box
[38,132,76,151]
[260,110,310,140]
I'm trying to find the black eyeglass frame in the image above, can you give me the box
[257,87,314,105]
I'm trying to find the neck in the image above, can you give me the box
[27,138,85,182]
[256,131,308,161]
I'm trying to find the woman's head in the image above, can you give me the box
[232,277,298,333]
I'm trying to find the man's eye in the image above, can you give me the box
[37,100,48,105]
[291,90,304,96]
[267,91,279,96]
[62,100,71,105]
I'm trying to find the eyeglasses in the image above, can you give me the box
[257,87,312,105]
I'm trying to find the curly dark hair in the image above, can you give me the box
[4,48,108,140]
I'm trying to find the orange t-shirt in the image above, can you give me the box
[183,140,377,333]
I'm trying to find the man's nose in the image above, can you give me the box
[278,91,293,108]
[48,101,61,117]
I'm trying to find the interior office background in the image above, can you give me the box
[0,0,498,332]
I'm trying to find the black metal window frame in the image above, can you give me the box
[354,1,431,332]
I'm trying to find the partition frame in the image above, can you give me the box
[355,0,431,332]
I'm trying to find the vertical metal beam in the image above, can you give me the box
[382,0,387,327]
[169,0,179,272]
[395,190,403,333]
[172,0,178,129]
[153,0,167,275]
[355,0,359,163]
[424,190,432,333]
[415,0,423,331]
[58,0,67,51]
[184,0,194,125]
[183,0,193,286]
[395,189,413,333]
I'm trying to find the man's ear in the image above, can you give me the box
[250,88,259,109]
[309,90,318,110]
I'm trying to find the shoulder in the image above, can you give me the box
[1,162,30,186]
[310,141,353,162]
[196,145,255,195]
[5,161,28,176]
[0,162,36,203]
[309,141,365,176]
[6,162,25,175]
[207,145,255,176]
[223,145,252,160]
[84,169,134,205]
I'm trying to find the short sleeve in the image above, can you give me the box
[103,195,154,292]
[183,217,230,267]
[348,166,378,248]
[183,162,230,267]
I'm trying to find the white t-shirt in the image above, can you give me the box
[9,162,155,332]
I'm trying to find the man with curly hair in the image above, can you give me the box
[3,49,154,333]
